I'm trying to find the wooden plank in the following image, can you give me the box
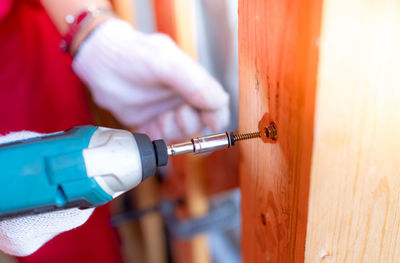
[184,157,209,263]
[204,148,239,196]
[153,0,177,39]
[135,177,168,263]
[305,0,400,261]
[111,0,136,25]
[152,1,191,261]
[160,155,193,263]
[238,0,322,262]
[95,2,169,263]
[172,0,197,58]
[152,1,211,263]
[168,2,209,261]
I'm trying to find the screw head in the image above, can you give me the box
[265,122,277,140]
[258,113,278,143]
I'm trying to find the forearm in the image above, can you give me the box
[41,0,114,54]
[41,0,111,34]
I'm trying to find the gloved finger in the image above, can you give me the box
[90,80,177,111]
[157,104,208,142]
[135,120,163,141]
[112,96,183,126]
[200,106,230,133]
[175,104,203,137]
[134,114,184,143]
[162,58,229,112]
[136,103,228,142]
[148,34,230,111]
[0,208,94,256]
[0,132,95,257]
[156,109,186,142]
[0,131,43,143]
[137,105,203,143]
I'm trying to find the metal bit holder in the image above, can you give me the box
[167,122,277,156]
[167,132,232,156]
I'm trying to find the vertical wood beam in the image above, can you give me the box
[238,0,322,262]
[107,2,168,263]
[153,0,176,38]
[172,0,197,58]
[135,177,168,263]
[153,1,210,263]
[111,0,136,25]
[305,0,400,261]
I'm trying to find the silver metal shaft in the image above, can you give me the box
[167,132,232,156]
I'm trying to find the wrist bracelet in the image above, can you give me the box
[60,6,113,54]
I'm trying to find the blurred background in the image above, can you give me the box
[111,1,241,263]
[0,0,241,263]
[0,0,240,263]
[97,1,241,263]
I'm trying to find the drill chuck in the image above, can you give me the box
[166,125,274,157]
[167,132,234,156]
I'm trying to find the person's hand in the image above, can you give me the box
[72,18,230,142]
[0,132,94,257]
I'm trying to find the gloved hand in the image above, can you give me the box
[72,18,230,142]
[0,132,94,257]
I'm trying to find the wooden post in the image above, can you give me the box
[135,177,168,263]
[153,0,176,38]
[239,0,400,262]
[111,0,136,25]
[305,0,400,261]
[239,0,322,261]
[100,2,168,263]
[153,1,211,263]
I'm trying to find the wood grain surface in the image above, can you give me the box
[305,0,400,262]
[238,0,322,262]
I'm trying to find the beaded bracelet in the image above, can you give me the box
[60,6,113,54]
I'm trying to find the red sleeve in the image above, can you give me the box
[0,2,123,263]
[0,0,13,21]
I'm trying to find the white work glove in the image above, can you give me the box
[0,132,94,257]
[72,18,230,142]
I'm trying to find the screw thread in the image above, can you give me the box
[232,131,261,142]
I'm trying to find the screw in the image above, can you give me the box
[232,131,261,142]
[265,122,277,140]
[232,122,277,143]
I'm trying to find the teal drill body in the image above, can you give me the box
[0,126,112,218]
[0,123,243,219]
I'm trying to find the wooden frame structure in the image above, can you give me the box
[239,0,400,262]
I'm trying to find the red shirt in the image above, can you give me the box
[0,1,123,262]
